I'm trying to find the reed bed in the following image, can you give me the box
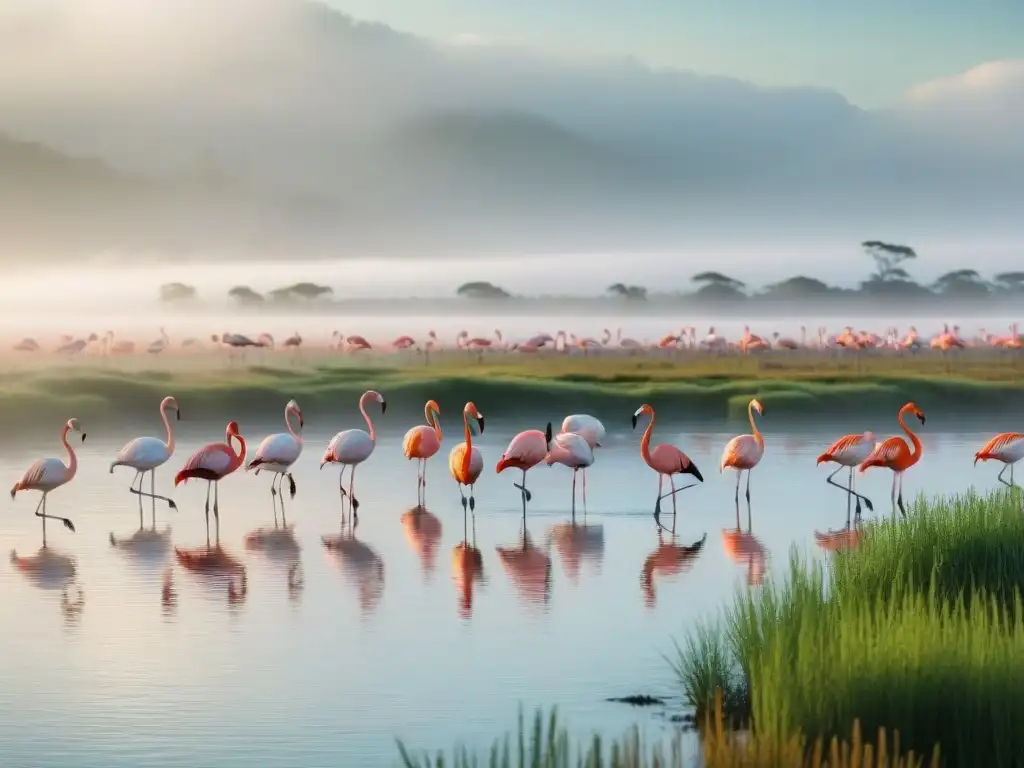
[395,692,939,767]
[674,490,1024,767]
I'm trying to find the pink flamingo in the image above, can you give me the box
[403,399,442,505]
[10,418,84,546]
[246,400,304,526]
[544,432,594,517]
[174,421,247,544]
[392,335,416,350]
[631,404,703,532]
[321,390,386,524]
[816,431,876,521]
[721,399,765,502]
[450,402,485,518]
[496,422,553,522]
[109,396,181,527]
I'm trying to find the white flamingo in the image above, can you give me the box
[321,390,386,524]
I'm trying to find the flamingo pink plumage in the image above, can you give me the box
[496,422,553,522]
[403,399,442,505]
[816,431,876,519]
[974,431,1024,490]
[720,399,765,502]
[174,420,246,542]
[631,404,703,531]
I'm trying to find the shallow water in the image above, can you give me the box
[0,416,1010,767]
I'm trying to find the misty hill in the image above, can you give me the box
[0,0,1022,254]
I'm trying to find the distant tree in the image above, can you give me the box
[158,282,197,302]
[993,271,1024,293]
[228,285,265,305]
[456,281,511,299]
[690,271,746,300]
[606,283,648,300]
[267,282,333,302]
[932,269,990,298]
[862,240,917,282]
[760,276,832,300]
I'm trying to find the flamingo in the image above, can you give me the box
[320,390,386,524]
[641,532,706,608]
[720,399,765,502]
[246,399,304,525]
[13,338,39,352]
[109,396,181,527]
[496,423,553,522]
[403,400,442,505]
[974,432,1024,490]
[632,403,703,531]
[283,331,302,355]
[147,328,170,356]
[816,431,876,521]
[859,402,926,518]
[559,414,605,508]
[10,418,84,547]
[449,401,485,519]
[543,432,594,516]
[173,421,247,543]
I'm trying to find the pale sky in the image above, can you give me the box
[326,0,1023,108]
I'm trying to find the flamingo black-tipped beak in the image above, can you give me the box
[477,416,485,434]
[631,414,638,429]
[545,422,553,446]
[685,463,704,482]
[176,410,181,421]
[320,461,326,470]
[299,417,305,428]
[918,414,926,424]
[81,433,87,442]
[381,401,387,414]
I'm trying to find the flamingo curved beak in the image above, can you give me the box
[631,415,638,429]
[544,422,553,447]
[81,433,87,442]
[685,463,703,482]
[176,410,181,421]
[477,416,485,434]
[381,401,387,414]
[917,414,926,424]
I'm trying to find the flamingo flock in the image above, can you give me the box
[6,388,1021,601]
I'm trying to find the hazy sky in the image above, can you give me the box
[327,0,1023,107]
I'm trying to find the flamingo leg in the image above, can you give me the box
[825,466,874,517]
[733,469,741,502]
[34,493,74,547]
[150,471,157,526]
[349,467,359,524]
[213,482,220,542]
[745,469,752,502]
[458,482,468,515]
[469,483,476,512]
[204,481,212,547]
[571,469,577,520]
[653,474,664,528]
[271,475,280,528]
[279,475,289,527]
[513,468,532,502]
[133,471,144,527]
[895,472,907,519]
[670,475,678,522]
[997,463,1015,489]
[129,470,178,511]
[582,468,588,512]
[337,465,349,519]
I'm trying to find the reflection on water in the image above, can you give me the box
[0,423,1012,766]
[815,521,864,553]
[640,531,706,608]
[721,499,768,586]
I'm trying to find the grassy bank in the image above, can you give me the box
[396,695,939,767]
[675,490,1024,766]
[2,355,1023,431]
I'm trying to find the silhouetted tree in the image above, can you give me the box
[993,271,1024,294]
[932,269,990,298]
[456,281,511,299]
[760,276,833,300]
[228,285,265,305]
[606,283,648,300]
[158,282,197,302]
[862,241,917,281]
[267,282,333,302]
[690,271,746,300]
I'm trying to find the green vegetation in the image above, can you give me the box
[396,693,939,767]
[3,355,1024,431]
[674,490,1024,767]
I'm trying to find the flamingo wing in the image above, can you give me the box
[650,443,691,474]
[862,437,907,467]
[251,433,302,467]
[114,436,170,469]
[182,443,234,476]
[325,429,374,464]
[554,432,594,466]
[720,435,757,470]
[562,414,605,447]
[819,434,874,465]
[17,457,67,490]
[977,432,1024,461]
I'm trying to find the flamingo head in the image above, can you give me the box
[902,402,925,424]
[66,418,85,441]
[162,396,181,420]
[287,399,303,428]
[750,399,764,416]
[425,400,441,428]
[365,390,386,414]
[226,420,241,437]
[464,402,484,435]
[632,404,653,430]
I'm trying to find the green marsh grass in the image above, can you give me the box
[675,491,1024,766]
[396,692,939,767]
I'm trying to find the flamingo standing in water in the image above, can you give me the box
[174,421,247,543]
[449,402,485,520]
[10,418,85,546]
[721,399,765,503]
[321,390,386,524]
[859,402,926,518]
[816,431,876,521]
[246,399,304,525]
[544,431,594,517]
[109,396,181,527]
[632,404,703,531]
[496,423,553,522]
[559,414,605,509]
[974,432,1024,490]
[403,400,442,505]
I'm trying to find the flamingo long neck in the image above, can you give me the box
[748,403,763,447]
[61,425,78,480]
[229,433,247,465]
[897,408,922,461]
[360,395,377,442]
[426,404,442,440]
[286,408,302,443]
[161,403,176,455]
[461,409,474,477]
[640,410,655,464]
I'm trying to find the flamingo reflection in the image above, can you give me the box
[161,567,177,610]
[815,520,864,553]
[10,546,76,588]
[288,563,304,602]
[721,499,768,586]
[244,520,301,560]
[109,522,172,555]
[453,539,485,619]
[227,569,248,607]
[60,582,85,623]
[545,519,605,583]
[322,518,385,615]
[401,505,442,577]
[496,526,552,607]
[641,531,706,608]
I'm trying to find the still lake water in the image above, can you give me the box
[0,415,1008,767]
